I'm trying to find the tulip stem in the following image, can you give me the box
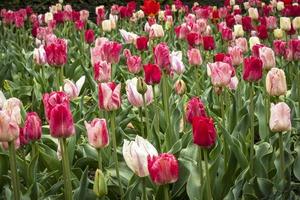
[97,149,102,170]
[31,141,39,159]
[204,150,212,200]
[162,72,172,150]
[198,147,203,185]
[279,133,285,180]
[142,177,147,200]
[59,138,72,200]
[8,141,21,200]
[163,185,169,200]
[139,107,145,138]
[110,111,124,198]
[220,90,228,169]
[249,83,255,176]
[152,85,161,151]
[143,95,150,140]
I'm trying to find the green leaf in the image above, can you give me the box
[73,166,89,200]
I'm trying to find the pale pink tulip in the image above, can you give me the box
[269,102,291,132]
[126,78,153,107]
[259,47,276,69]
[266,68,287,96]
[207,62,234,87]
[85,118,109,149]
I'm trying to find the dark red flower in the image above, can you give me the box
[243,56,263,82]
[186,32,200,47]
[257,25,268,39]
[185,97,207,124]
[143,64,162,85]
[192,116,217,148]
[141,0,160,16]
[203,36,215,51]
[242,16,253,32]
[84,29,95,44]
[136,36,148,51]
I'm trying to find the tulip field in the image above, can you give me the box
[1,0,300,199]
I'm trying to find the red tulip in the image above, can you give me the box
[136,36,148,51]
[186,32,201,47]
[225,15,235,28]
[243,56,263,82]
[45,38,67,66]
[273,40,286,56]
[257,25,268,40]
[251,44,265,57]
[214,53,232,66]
[185,97,207,124]
[141,0,160,16]
[98,82,122,111]
[147,153,179,185]
[19,127,29,146]
[49,104,75,138]
[101,41,122,64]
[203,36,215,51]
[23,112,42,141]
[84,29,95,44]
[192,116,217,148]
[285,39,300,61]
[154,43,170,71]
[143,64,162,85]
[242,16,253,32]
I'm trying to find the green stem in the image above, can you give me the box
[152,85,161,151]
[139,107,145,138]
[162,72,172,150]
[97,149,102,171]
[279,133,285,180]
[31,141,39,159]
[163,185,169,200]
[143,95,150,139]
[59,138,72,200]
[204,150,212,200]
[220,90,228,169]
[249,83,255,176]
[142,177,147,200]
[110,111,124,198]
[198,147,203,185]
[8,141,20,200]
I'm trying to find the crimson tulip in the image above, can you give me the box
[23,112,42,141]
[192,116,217,148]
[243,56,263,82]
[143,64,162,85]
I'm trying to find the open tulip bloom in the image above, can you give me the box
[2,0,300,199]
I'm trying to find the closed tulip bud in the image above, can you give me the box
[147,153,179,185]
[123,135,158,177]
[102,19,112,32]
[137,77,148,95]
[276,1,284,11]
[44,12,53,24]
[174,79,186,96]
[126,77,153,107]
[207,62,234,87]
[185,97,207,124]
[93,169,108,197]
[192,116,217,148]
[228,76,239,90]
[228,46,243,66]
[3,98,22,125]
[292,17,300,30]
[234,24,244,37]
[243,56,263,82]
[187,48,202,66]
[85,118,109,148]
[136,36,148,51]
[23,112,42,141]
[154,43,170,71]
[248,7,259,20]
[259,47,276,69]
[45,38,67,66]
[274,28,284,39]
[249,36,260,50]
[266,68,287,96]
[235,37,248,53]
[280,17,291,31]
[143,64,162,85]
[269,102,291,132]
[98,82,121,111]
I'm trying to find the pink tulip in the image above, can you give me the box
[119,29,138,44]
[221,27,233,41]
[207,62,234,87]
[266,16,277,29]
[1,133,20,150]
[94,61,112,82]
[85,118,109,148]
[49,104,75,138]
[123,50,142,74]
[126,78,153,107]
[0,111,19,142]
[273,40,286,56]
[98,82,121,111]
[259,47,276,69]
[228,46,243,66]
[23,112,42,141]
[227,76,239,90]
[2,98,22,125]
[147,153,179,185]
[266,68,287,96]
[33,45,47,65]
[188,48,202,66]
[185,97,207,124]
[45,38,67,67]
[79,10,89,22]
[235,37,248,53]
[269,102,291,132]
[154,43,171,71]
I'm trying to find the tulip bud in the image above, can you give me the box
[292,17,300,30]
[266,68,287,96]
[137,77,148,95]
[174,80,186,96]
[273,28,283,39]
[192,116,217,148]
[85,118,109,149]
[248,7,258,20]
[280,17,291,31]
[269,102,291,132]
[185,97,207,124]
[23,112,42,142]
[93,169,108,197]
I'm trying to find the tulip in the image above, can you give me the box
[119,29,138,44]
[143,64,162,85]
[266,16,277,29]
[2,97,22,125]
[249,36,260,50]
[63,76,85,99]
[84,29,95,44]
[45,38,67,66]
[141,0,160,16]
[85,118,109,149]
[280,17,291,31]
[170,51,185,74]
[98,82,121,111]
[266,68,287,96]
[125,53,142,74]
[126,77,153,107]
[1,132,21,150]
[221,27,233,41]
[242,16,253,32]
[23,112,42,141]
[214,53,233,66]
[174,79,186,96]
[0,91,6,110]
[93,169,108,197]
[234,24,244,37]
[257,25,268,40]
[203,36,215,50]
[44,12,53,24]
[185,97,207,124]
[273,28,284,39]
[147,153,179,185]
[91,40,122,65]
[192,116,217,148]
[292,17,300,30]
[243,56,263,82]
[33,45,47,65]
[269,102,291,132]
[80,10,89,22]
[94,61,111,83]
[136,36,148,51]
[273,40,286,56]
[228,46,243,66]
[259,47,276,69]
[186,32,201,47]
[149,24,164,38]
[252,44,264,58]
[248,7,258,20]
[187,48,202,66]
[207,62,234,87]
[0,111,19,142]
[228,76,239,90]
[277,1,285,11]
[154,43,170,71]
[235,37,248,53]
[123,135,158,177]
